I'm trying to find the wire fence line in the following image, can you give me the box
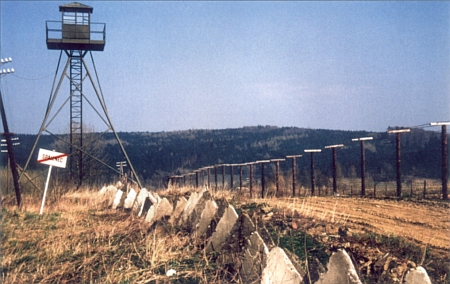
[168,123,449,200]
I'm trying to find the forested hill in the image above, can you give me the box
[10,126,446,186]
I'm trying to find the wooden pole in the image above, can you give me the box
[388,129,410,198]
[441,125,448,200]
[222,165,226,189]
[257,161,270,198]
[352,137,373,197]
[360,140,366,197]
[287,155,302,197]
[305,150,321,196]
[395,133,402,197]
[249,163,254,198]
[214,166,218,191]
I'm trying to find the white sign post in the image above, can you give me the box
[37,148,68,215]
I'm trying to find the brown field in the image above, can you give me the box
[263,196,450,251]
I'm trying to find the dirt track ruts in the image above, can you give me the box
[264,197,450,252]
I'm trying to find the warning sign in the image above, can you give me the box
[37,148,68,168]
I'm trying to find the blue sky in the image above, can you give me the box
[1,1,449,134]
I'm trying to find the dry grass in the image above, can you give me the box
[2,182,448,283]
[0,189,221,284]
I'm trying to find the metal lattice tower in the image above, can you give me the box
[69,51,83,182]
[21,2,142,188]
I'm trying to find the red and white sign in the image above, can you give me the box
[37,148,68,168]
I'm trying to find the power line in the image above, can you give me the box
[12,72,56,81]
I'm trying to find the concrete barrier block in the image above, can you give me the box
[206,204,239,253]
[145,205,156,223]
[315,249,362,284]
[124,188,137,209]
[148,191,159,204]
[195,199,218,237]
[102,185,117,206]
[241,231,269,284]
[180,189,211,230]
[145,198,174,226]
[262,247,303,284]
[138,197,153,217]
[169,197,188,225]
[112,189,123,210]
[134,188,149,212]
[182,191,202,223]
[154,198,174,221]
[404,266,432,284]
[99,186,107,195]
[224,213,256,253]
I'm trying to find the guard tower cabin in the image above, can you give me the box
[46,2,105,51]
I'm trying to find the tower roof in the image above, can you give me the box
[59,2,93,13]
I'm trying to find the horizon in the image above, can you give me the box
[9,123,443,136]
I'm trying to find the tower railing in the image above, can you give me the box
[46,21,106,49]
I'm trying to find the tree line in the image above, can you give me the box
[5,125,446,188]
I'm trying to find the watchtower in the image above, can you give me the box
[22,2,141,189]
[46,2,105,51]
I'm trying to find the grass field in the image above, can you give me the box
[1,182,449,283]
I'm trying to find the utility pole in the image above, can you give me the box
[0,58,21,207]
[116,161,127,182]
[352,137,373,196]
[1,137,20,193]
[324,144,344,195]
[387,129,410,198]
[304,149,321,196]
[430,122,449,200]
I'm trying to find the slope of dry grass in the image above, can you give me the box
[1,190,216,284]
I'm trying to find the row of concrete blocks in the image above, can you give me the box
[99,185,432,284]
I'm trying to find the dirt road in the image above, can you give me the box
[264,197,450,251]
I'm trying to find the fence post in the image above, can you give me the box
[201,168,205,187]
[249,162,254,198]
[257,160,270,198]
[207,167,211,189]
[352,137,373,197]
[271,159,285,197]
[388,129,410,198]
[441,125,448,200]
[230,164,234,190]
[423,180,427,199]
[195,170,199,188]
[325,144,344,195]
[214,165,218,192]
[239,164,243,194]
[286,155,302,197]
[222,165,226,189]
[430,122,449,200]
[304,149,322,196]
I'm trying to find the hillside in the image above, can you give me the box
[7,126,446,187]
